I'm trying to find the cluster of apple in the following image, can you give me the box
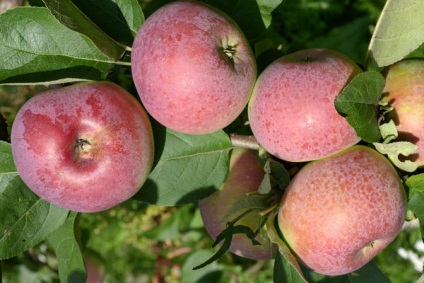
[9,0,423,278]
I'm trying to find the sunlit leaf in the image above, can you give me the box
[134,129,232,205]
[367,0,424,67]
[0,7,114,85]
[406,173,424,194]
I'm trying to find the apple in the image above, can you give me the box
[198,148,274,260]
[248,48,361,162]
[131,1,256,135]
[85,255,105,283]
[11,82,154,213]
[383,59,424,167]
[278,145,407,276]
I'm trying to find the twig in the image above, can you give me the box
[229,134,259,151]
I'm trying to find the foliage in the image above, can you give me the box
[0,0,423,282]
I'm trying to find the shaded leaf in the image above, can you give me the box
[212,225,261,248]
[266,212,307,283]
[0,7,114,85]
[367,0,424,67]
[193,236,232,270]
[134,129,232,205]
[42,0,125,59]
[348,261,391,283]
[408,192,424,236]
[72,0,144,45]
[335,71,385,143]
[269,159,290,190]
[0,142,69,260]
[225,194,269,220]
[373,142,418,172]
[48,212,86,283]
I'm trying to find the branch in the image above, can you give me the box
[229,134,260,151]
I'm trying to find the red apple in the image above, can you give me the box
[11,82,154,212]
[278,146,407,276]
[198,148,274,260]
[131,1,256,135]
[383,59,424,167]
[248,48,361,162]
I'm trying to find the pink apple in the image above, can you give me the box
[278,146,407,276]
[383,59,424,167]
[198,148,274,260]
[248,48,361,162]
[131,1,256,135]
[11,82,154,212]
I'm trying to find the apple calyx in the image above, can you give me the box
[220,44,238,68]
[74,138,96,162]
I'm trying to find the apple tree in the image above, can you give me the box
[0,0,424,282]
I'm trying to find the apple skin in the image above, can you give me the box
[278,145,407,276]
[383,59,424,167]
[248,48,361,162]
[131,1,256,135]
[11,82,154,213]
[198,148,274,260]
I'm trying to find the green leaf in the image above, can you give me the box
[42,0,125,59]
[112,0,144,36]
[347,261,391,283]
[193,236,232,270]
[373,142,419,172]
[72,0,144,45]
[258,170,272,194]
[230,0,281,41]
[0,7,114,85]
[224,194,268,221]
[0,142,69,260]
[193,224,260,270]
[182,250,223,283]
[408,190,424,241]
[269,159,290,190]
[267,212,307,283]
[406,173,424,194]
[367,0,424,67]
[256,0,283,28]
[48,212,86,283]
[134,129,232,206]
[334,71,385,143]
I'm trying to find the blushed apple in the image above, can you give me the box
[383,59,424,167]
[11,82,154,213]
[278,146,407,276]
[131,1,256,135]
[248,48,361,162]
[198,148,274,260]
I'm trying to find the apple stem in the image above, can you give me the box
[229,134,259,151]
[259,204,278,217]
